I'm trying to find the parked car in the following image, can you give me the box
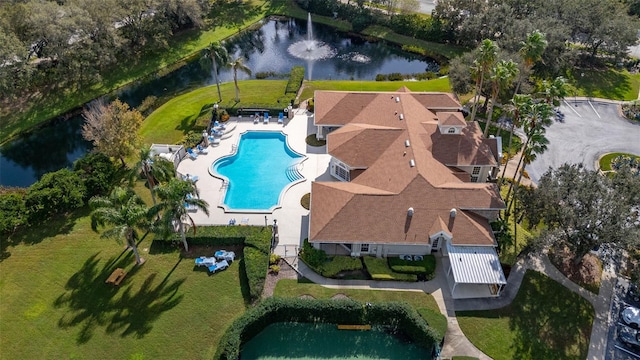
[622,306,640,329]
[618,325,640,348]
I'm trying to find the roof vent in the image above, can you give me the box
[395,97,400,103]
[409,159,415,167]
[407,207,414,217]
[405,139,410,147]
[450,208,457,218]
[399,114,404,120]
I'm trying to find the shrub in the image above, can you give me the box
[269,264,280,274]
[269,253,281,265]
[285,66,305,95]
[73,152,119,199]
[24,169,86,222]
[417,307,447,342]
[0,192,27,233]
[320,256,363,278]
[387,72,404,81]
[307,98,314,112]
[136,95,158,115]
[388,255,436,280]
[375,74,388,81]
[181,131,204,149]
[215,297,439,360]
[363,256,417,281]
[255,71,278,79]
[300,239,327,269]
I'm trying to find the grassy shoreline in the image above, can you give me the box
[0,0,461,145]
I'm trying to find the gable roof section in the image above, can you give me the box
[438,111,466,126]
[329,125,403,168]
[431,122,498,167]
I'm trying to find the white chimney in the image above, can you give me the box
[409,159,415,167]
[405,139,410,147]
[408,207,414,217]
[450,208,457,218]
[399,113,404,120]
[395,97,400,103]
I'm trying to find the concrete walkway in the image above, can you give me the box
[287,250,617,360]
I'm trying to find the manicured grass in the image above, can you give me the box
[140,80,289,145]
[0,210,249,359]
[362,25,467,60]
[599,152,640,171]
[299,78,452,101]
[274,278,446,340]
[498,185,536,266]
[457,271,594,360]
[388,255,436,280]
[572,68,640,101]
[363,256,418,281]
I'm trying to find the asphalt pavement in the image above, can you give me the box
[527,100,640,183]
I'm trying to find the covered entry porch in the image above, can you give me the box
[444,243,507,299]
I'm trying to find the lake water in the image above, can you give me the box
[0,17,439,187]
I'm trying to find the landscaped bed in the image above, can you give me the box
[457,271,594,360]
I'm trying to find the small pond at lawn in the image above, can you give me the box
[240,322,433,360]
[0,17,439,187]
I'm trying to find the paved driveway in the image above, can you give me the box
[527,100,640,183]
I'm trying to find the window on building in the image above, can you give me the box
[471,176,479,182]
[472,166,481,175]
[448,127,456,133]
[360,244,369,252]
[335,164,350,182]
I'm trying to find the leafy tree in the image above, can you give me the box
[151,178,209,252]
[73,152,119,199]
[0,192,27,234]
[484,59,518,138]
[228,56,252,103]
[539,76,569,106]
[130,146,175,205]
[90,187,150,265]
[24,168,86,222]
[200,42,229,102]
[82,98,143,166]
[470,39,498,123]
[533,163,640,264]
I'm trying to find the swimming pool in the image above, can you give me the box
[211,131,305,212]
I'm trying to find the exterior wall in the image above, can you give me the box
[456,165,494,183]
[379,244,431,257]
[330,158,351,182]
[438,125,462,134]
[319,243,351,256]
[315,242,430,258]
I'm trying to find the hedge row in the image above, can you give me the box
[389,255,437,280]
[185,225,271,300]
[363,256,417,281]
[285,66,305,95]
[320,256,363,277]
[215,297,439,360]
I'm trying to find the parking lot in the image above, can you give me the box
[527,100,640,183]
[606,279,640,360]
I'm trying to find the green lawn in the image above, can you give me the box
[0,210,249,359]
[457,271,594,360]
[299,78,452,101]
[572,69,640,101]
[498,185,536,266]
[140,80,289,145]
[598,152,640,171]
[362,25,467,60]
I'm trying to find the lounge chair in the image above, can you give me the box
[187,148,198,159]
[195,256,217,267]
[208,260,229,273]
[278,112,284,124]
[264,112,269,124]
[196,144,209,154]
[208,136,221,146]
[215,250,236,262]
[228,218,236,225]
[183,174,199,183]
[240,217,249,226]
[253,114,259,124]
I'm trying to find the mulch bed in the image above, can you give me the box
[549,247,602,292]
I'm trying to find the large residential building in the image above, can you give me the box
[308,88,508,298]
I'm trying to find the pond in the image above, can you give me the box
[0,17,439,187]
[240,322,434,360]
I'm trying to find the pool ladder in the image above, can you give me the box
[230,144,237,153]
[220,180,229,191]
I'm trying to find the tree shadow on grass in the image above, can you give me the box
[209,1,263,31]
[577,69,632,100]
[54,252,185,343]
[507,271,593,359]
[1,207,88,262]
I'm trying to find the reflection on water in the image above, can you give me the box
[1,18,439,187]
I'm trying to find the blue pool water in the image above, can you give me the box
[212,131,304,211]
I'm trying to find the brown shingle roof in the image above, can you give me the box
[438,112,466,126]
[310,90,504,247]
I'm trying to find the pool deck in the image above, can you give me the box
[176,109,332,257]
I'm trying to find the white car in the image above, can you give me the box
[622,306,640,329]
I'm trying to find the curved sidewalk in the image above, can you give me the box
[287,251,616,360]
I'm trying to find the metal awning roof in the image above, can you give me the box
[447,243,507,285]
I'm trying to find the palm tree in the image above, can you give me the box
[470,39,498,123]
[130,146,175,205]
[505,101,554,210]
[508,127,549,216]
[500,94,534,179]
[151,178,209,252]
[540,76,569,106]
[200,42,229,102]
[484,59,519,138]
[513,30,547,97]
[228,56,252,103]
[90,187,150,265]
